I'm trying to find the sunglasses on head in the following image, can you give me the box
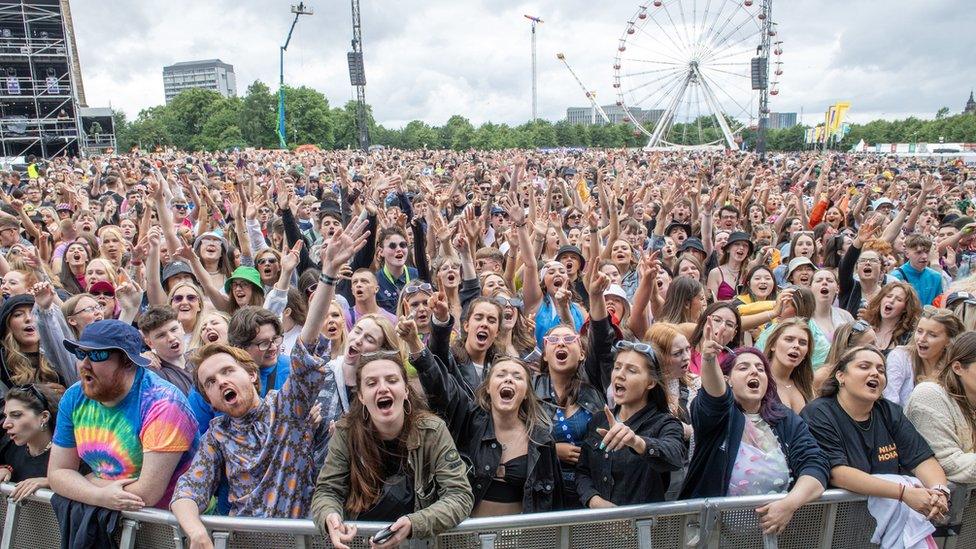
[386,241,409,250]
[404,282,434,294]
[544,334,579,345]
[259,208,272,214]
[613,340,660,367]
[851,320,870,334]
[70,348,112,362]
[17,384,50,412]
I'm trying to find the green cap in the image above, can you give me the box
[224,266,264,294]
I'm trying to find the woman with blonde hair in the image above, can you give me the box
[906,332,976,484]
[168,282,205,339]
[321,301,348,356]
[885,307,965,407]
[58,293,103,338]
[0,295,70,389]
[189,310,230,351]
[96,226,127,268]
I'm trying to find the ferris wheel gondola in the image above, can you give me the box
[613,0,779,149]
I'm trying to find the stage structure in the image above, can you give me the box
[0,0,85,158]
[612,0,780,151]
[348,0,369,150]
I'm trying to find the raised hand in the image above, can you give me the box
[700,320,723,360]
[321,217,370,273]
[29,281,55,310]
[595,405,640,452]
[281,241,302,273]
[427,290,450,323]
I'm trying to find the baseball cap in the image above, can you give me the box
[945,291,976,308]
[88,280,115,296]
[62,320,150,368]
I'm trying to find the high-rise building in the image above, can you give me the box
[566,105,664,127]
[768,112,798,129]
[163,59,236,104]
[0,0,86,158]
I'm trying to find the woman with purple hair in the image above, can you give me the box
[679,321,828,535]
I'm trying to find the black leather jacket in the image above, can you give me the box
[413,348,564,513]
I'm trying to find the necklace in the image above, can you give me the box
[28,441,52,457]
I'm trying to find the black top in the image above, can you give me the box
[801,397,933,476]
[358,439,415,522]
[576,403,686,506]
[0,437,49,482]
[483,454,528,503]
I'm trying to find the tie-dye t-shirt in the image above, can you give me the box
[53,367,199,509]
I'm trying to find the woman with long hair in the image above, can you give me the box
[97,226,127,268]
[763,318,814,412]
[885,307,965,407]
[403,315,562,516]
[253,247,282,289]
[490,288,539,362]
[680,331,827,535]
[862,281,922,354]
[189,310,229,350]
[194,232,234,289]
[396,280,434,344]
[59,293,103,338]
[0,267,38,299]
[755,286,831,368]
[428,295,504,396]
[735,265,779,344]
[167,282,205,340]
[906,332,976,484]
[0,383,65,501]
[687,302,743,375]
[0,295,67,389]
[707,232,752,302]
[658,277,706,327]
[674,253,704,284]
[321,301,348,355]
[311,350,473,549]
[803,346,950,523]
[58,239,89,295]
[576,340,685,507]
[810,269,854,341]
[775,232,818,286]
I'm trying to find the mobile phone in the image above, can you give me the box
[372,526,395,544]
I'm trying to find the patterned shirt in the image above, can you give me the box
[53,367,199,509]
[171,337,331,518]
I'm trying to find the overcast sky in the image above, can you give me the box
[71,0,975,128]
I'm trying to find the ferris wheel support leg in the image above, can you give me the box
[695,68,738,150]
[646,70,692,149]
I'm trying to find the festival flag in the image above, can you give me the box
[831,102,851,134]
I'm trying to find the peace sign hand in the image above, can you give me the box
[595,405,640,452]
[700,320,724,361]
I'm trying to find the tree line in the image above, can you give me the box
[113,81,976,152]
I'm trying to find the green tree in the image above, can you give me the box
[281,85,334,149]
[401,120,439,149]
[199,97,245,151]
[163,88,224,150]
[238,81,277,149]
[439,115,475,150]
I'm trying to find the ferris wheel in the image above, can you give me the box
[613,1,781,150]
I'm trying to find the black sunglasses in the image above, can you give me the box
[386,241,409,250]
[19,384,50,413]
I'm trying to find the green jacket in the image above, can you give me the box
[311,413,473,540]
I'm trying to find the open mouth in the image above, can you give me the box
[376,396,394,411]
[883,304,894,315]
[746,378,761,390]
[325,324,339,336]
[178,304,192,312]
[504,311,514,321]
[475,330,490,344]
[222,388,238,404]
[206,331,219,343]
[863,267,873,276]
[445,274,457,284]
[917,344,930,354]
[819,287,830,296]
[393,252,405,261]
[81,372,95,384]
[498,386,516,402]
[72,253,82,261]
[786,351,801,362]
[554,349,569,362]
[612,383,626,398]
[552,278,564,288]
[262,266,274,276]
[865,379,880,390]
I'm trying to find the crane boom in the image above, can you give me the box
[556,53,611,124]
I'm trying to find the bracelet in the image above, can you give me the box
[319,273,338,286]
[898,484,906,502]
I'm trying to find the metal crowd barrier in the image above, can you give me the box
[0,483,973,549]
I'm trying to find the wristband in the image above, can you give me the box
[319,273,337,286]
[898,484,906,502]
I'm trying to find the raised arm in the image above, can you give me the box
[303,218,370,346]
[500,189,542,314]
[698,321,727,398]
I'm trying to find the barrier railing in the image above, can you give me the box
[0,483,972,549]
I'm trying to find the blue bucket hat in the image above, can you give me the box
[62,320,150,367]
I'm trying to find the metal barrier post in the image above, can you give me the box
[818,502,839,549]
[558,524,570,549]
[294,534,309,549]
[762,532,778,549]
[0,499,19,549]
[213,531,231,549]
[479,532,497,549]
[696,504,720,549]
[119,518,139,549]
[636,518,655,549]
[171,526,186,549]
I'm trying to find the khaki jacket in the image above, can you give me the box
[311,413,473,539]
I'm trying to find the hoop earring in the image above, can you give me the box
[362,406,370,421]
[404,399,412,415]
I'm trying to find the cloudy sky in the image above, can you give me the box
[71,0,975,128]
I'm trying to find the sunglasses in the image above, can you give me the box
[851,320,870,334]
[91,290,115,298]
[567,213,583,219]
[613,340,660,367]
[70,348,112,362]
[386,241,409,250]
[544,334,579,345]
[17,384,50,412]
[171,204,188,210]
[171,294,199,304]
[494,296,524,309]
[256,257,279,266]
[259,208,272,214]
[404,282,434,294]
[359,349,402,362]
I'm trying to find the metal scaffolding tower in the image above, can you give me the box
[755,0,773,158]
[348,0,369,150]
[0,0,82,158]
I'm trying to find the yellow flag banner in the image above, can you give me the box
[831,102,851,135]
[576,174,590,202]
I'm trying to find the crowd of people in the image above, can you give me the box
[0,147,974,548]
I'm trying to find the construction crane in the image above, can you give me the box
[524,14,542,121]
[556,53,611,125]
